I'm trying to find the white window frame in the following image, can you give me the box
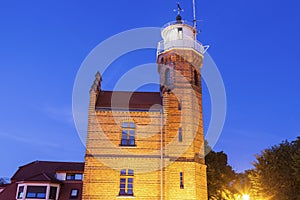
[16,183,60,200]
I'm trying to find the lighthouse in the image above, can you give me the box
[156,11,208,200]
[82,3,208,200]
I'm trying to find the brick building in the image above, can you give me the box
[83,14,208,200]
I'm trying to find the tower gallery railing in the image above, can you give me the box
[157,38,209,55]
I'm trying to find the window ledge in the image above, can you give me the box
[117,195,135,198]
[119,145,137,148]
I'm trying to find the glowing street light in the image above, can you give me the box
[242,194,250,200]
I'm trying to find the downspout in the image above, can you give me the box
[160,107,164,200]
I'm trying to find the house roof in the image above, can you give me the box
[0,183,17,200]
[11,161,84,182]
[59,182,82,200]
[0,161,84,200]
[24,172,59,182]
[96,91,162,111]
[0,184,9,188]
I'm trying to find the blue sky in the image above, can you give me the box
[1,0,300,178]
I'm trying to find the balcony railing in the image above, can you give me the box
[157,39,209,55]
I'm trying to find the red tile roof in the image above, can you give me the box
[96,91,162,110]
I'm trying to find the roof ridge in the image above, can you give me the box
[11,161,84,181]
[23,172,51,181]
[19,160,84,166]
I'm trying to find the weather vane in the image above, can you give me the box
[174,2,184,15]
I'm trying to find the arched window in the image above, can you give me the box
[165,68,171,85]
[194,70,199,86]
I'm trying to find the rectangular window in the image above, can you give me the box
[119,178,126,195]
[121,122,135,146]
[17,186,24,199]
[127,178,133,195]
[178,99,182,110]
[165,69,171,85]
[178,27,183,39]
[70,189,79,198]
[49,187,57,199]
[66,173,83,180]
[180,172,184,189]
[26,186,47,198]
[178,127,182,142]
[119,169,134,196]
[74,174,83,180]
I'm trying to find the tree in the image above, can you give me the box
[205,143,236,199]
[291,137,300,199]
[0,178,8,184]
[232,172,251,196]
[248,138,300,200]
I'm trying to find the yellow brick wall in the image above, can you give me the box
[83,48,207,200]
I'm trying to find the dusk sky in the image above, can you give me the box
[1,0,300,178]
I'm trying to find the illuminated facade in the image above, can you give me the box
[83,14,208,200]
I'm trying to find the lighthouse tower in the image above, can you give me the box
[157,13,208,199]
[82,4,208,200]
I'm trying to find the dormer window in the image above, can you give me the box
[66,173,83,181]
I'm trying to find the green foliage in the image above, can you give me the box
[205,138,300,199]
[291,137,300,199]
[205,143,236,199]
[248,137,300,200]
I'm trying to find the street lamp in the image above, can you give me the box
[242,194,250,200]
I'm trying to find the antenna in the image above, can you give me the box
[192,0,197,30]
